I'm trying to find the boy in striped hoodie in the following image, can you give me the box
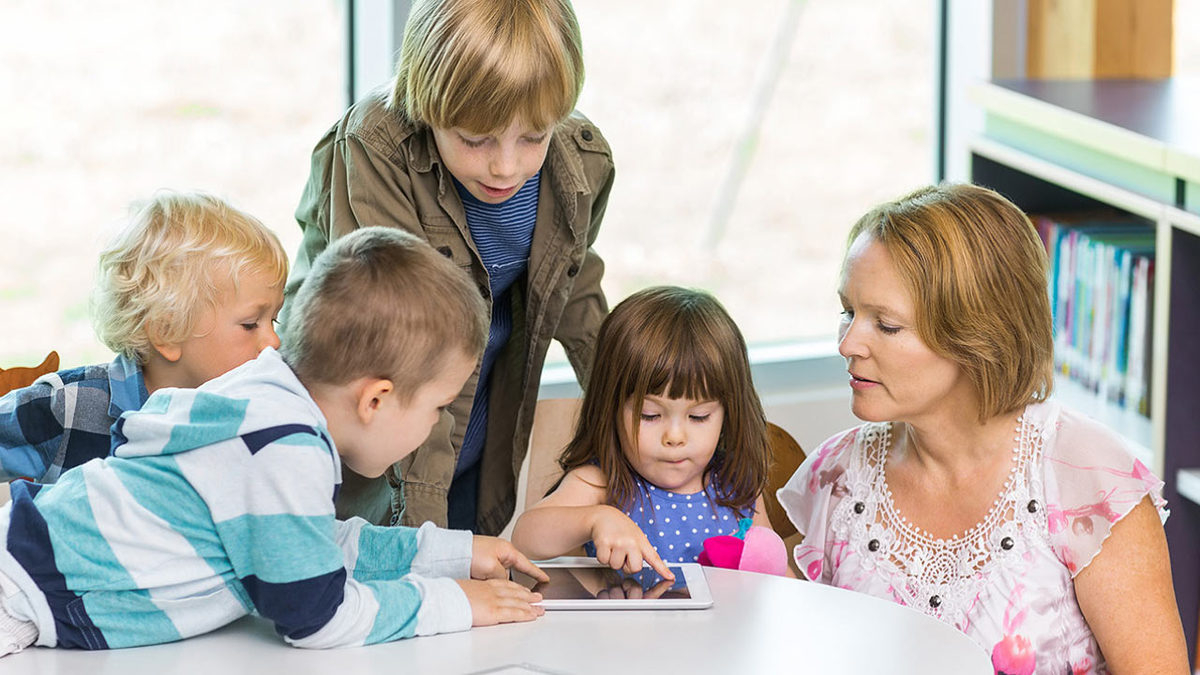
[0,227,546,656]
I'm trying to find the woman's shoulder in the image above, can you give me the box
[1028,400,1150,472]
[781,423,878,499]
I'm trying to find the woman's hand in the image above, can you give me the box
[470,535,549,583]
[589,505,675,580]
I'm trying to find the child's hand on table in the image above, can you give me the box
[590,505,675,581]
[455,578,545,626]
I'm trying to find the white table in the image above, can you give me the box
[7,567,991,674]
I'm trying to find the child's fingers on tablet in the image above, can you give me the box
[508,552,550,583]
[640,542,675,580]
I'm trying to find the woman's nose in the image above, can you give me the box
[837,318,866,359]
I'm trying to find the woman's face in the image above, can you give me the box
[837,233,975,424]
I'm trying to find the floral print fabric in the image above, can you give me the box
[777,401,1166,674]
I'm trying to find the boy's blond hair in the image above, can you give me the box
[390,0,584,133]
[282,227,487,402]
[92,191,289,363]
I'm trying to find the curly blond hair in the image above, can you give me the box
[91,190,288,362]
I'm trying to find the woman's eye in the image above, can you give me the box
[689,414,711,423]
[878,322,901,335]
[640,413,659,422]
[241,322,259,331]
[460,136,487,148]
[839,309,854,319]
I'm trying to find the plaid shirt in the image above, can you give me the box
[0,354,146,483]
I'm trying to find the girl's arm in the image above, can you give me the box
[1073,496,1188,673]
[512,466,674,579]
[750,494,772,529]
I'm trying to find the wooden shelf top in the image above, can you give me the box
[974,78,1200,183]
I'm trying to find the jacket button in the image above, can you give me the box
[567,263,580,277]
[581,128,593,142]
[437,246,452,258]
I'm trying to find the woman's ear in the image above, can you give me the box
[357,378,395,424]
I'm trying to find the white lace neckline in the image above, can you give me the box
[836,409,1050,624]
[876,416,1026,546]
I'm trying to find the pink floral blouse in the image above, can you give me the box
[777,401,1166,674]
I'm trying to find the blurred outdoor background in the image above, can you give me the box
[1,1,1197,370]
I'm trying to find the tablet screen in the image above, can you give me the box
[513,566,692,600]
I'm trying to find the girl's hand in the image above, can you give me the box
[455,578,545,626]
[470,535,550,583]
[590,505,675,581]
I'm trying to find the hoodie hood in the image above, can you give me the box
[112,348,328,459]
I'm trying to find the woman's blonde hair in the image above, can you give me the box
[92,191,288,363]
[558,286,769,515]
[282,227,488,400]
[390,0,584,133]
[845,183,1054,421]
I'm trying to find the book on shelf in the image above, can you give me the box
[1034,213,1154,416]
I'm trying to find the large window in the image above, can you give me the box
[575,0,934,348]
[0,1,342,367]
[0,0,933,369]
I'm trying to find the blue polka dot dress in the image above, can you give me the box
[585,475,747,564]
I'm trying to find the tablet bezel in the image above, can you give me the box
[521,556,713,610]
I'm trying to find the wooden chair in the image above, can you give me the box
[0,351,59,397]
[0,351,61,506]
[763,421,806,540]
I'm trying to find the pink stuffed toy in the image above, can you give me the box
[698,517,788,576]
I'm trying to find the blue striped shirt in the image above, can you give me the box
[0,349,473,650]
[453,172,540,476]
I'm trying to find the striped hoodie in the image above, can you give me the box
[0,348,473,650]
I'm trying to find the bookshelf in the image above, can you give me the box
[969,77,1200,658]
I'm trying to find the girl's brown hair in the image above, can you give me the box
[845,183,1054,422]
[558,286,769,515]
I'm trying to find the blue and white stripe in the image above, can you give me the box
[0,348,472,650]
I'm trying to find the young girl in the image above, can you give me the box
[512,286,771,579]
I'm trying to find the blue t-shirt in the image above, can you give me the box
[453,172,540,476]
[586,474,748,564]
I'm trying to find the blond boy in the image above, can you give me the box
[0,191,286,483]
[288,0,615,533]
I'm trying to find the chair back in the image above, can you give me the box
[763,422,806,540]
[523,398,582,511]
[0,351,60,397]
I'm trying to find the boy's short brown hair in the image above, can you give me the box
[283,227,487,401]
[845,183,1054,421]
[92,190,288,363]
[390,0,584,133]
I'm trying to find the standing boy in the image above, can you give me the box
[287,0,614,534]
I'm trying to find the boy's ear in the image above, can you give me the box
[357,378,395,424]
[146,321,183,363]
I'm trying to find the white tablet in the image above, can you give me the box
[512,556,713,610]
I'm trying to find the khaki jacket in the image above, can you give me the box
[284,87,614,534]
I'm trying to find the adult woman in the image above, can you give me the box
[778,184,1187,672]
